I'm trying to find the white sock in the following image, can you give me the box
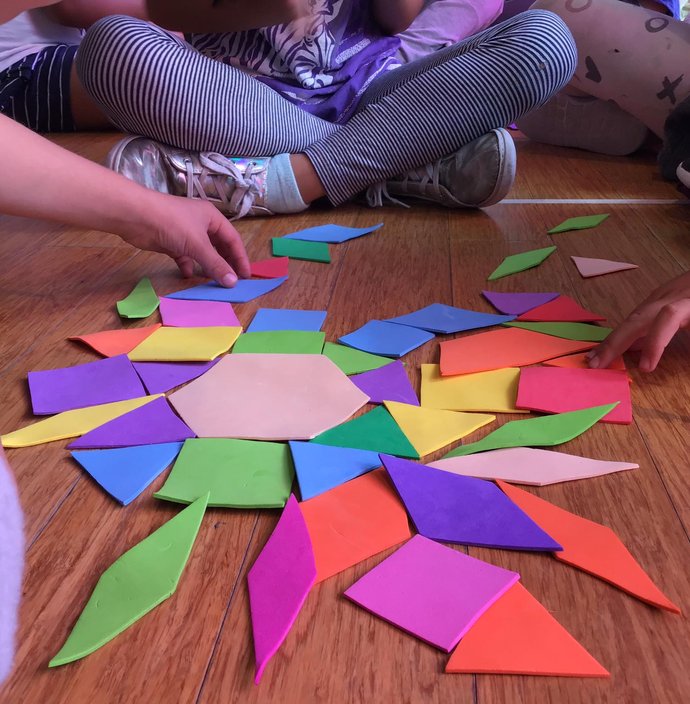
[264,153,308,214]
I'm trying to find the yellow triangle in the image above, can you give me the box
[384,401,495,457]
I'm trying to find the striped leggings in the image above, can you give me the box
[76,11,577,205]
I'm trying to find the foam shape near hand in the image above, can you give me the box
[272,237,330,262]
[439,327,596,376]
[383,401,495,457]
[548,214,609,234]
[250,257,289,279]
[282,222,383,243]
[116,277,159,319]
[572,256,638,278]
[289,441,381,500]
[159,298,240,327]
[165,277,288,303]
[248,495,316,684]
[445,583,610,677]
[49,493,208,667]
[488,246,556,280]
[169,354,369,441]
[232,330,325,355]
[300,469,411,583]
[544,352,626,371]
[71,442,183,505]
[68,397,195,449]
[382,456,560,550]
[1,395,162,448]
[344,535,519,652]
[128,326,242,361]
[444,404,617,457]
[154,438,293,508]
[28,354,146,415]
[350,360,418,405]
[69,324,161,357]
[517,367,632,424]
[497,481,680,613]
[516,295,606,323]
[385,303,514,334]
[429,447,638,486]
[482,291,559,316]
[322,342,392,375]
[339,320,434,358]
[247,308,327,333]
[312,405,419,458]
[420,365,526,414]
[505,321,612,342]
[133,360,218,395]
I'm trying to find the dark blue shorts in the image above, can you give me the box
[0,44,79,132]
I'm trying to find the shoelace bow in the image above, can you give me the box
[366,161,440,208]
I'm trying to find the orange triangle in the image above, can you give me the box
[517,295,606,323]
[69,324,161,357]
[250,257,289,279]
[544,352,626,371]
[446,583,609,677]
[497,482,680,613]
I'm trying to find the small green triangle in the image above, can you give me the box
[322,342,393,375]
[488,246,557,281]
[505,321,612,342]
[116,277,159,319]
[548,214,609,234]
[312,406,419,459]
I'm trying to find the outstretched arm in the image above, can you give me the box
[371,0,425,34]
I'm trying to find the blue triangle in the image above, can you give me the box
[289,442,382,500]
[71,442,184,505]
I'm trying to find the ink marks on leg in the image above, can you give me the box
[645,17,670,33]
[657,75,684,105]
[565,0,593,11]
[584,56,602,83]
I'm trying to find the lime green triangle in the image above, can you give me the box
[505,321,612,342]
[444,404,617,457]
[322,342,392,375]
[312,405,419,458]
[548,214,609,234]
[116,277,159,319]
[488,246,556,281]
[49,493,209,667]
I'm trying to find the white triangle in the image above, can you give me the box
[571,256,638,278]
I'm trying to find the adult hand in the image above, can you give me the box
[588,271,690,372]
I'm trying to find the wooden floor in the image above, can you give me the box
[0,133,689,704]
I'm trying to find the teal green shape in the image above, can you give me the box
[505,321,612,342]
[116,277,160,319]
[232,330,325,354]
[488,246,557,281]
[322,342,392,375]
[548,214,609,234]
[272,238,331,263]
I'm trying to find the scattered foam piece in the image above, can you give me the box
[250,257,289,279]
[272,237,330,263]
[322,342,392,375]
[247,308,326,333]
[385,303,514,334]
[544,352,626,371]
[158,298,240,327]
[69,324,161,357]
[572,256,638,278]
[232,330,325,355]
[128,326,242,361]
[505,321,612,342]
[488,246,556,281]
[350,360,418,405]
[282,222,383,243]
[116,277,159,319]
[548,214,609,234]
[165,277,288,303]
[482,291,559,316]
[516,295,606,323]
[339,320,434,358]
[133,360,218,395]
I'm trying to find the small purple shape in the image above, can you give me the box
[159,298,240,327]
[482,291,559,316]
[381,455,562,551]
[28,354,146,415]
[350,361,419,406]
[248,495,316,684]
[133,360,218,395]
[67,397,195,449]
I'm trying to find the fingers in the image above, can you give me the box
[639,301,690,372]
[208,210,251,280]
[188,234,238,287]
[175,256,196,278]
[588,312,649,370]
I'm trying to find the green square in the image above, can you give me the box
[272,238,331,263]
[232,330,325,354]
[548,214,609,234]
[488,246,557,281]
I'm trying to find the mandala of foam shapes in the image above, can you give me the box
[168,354,369,441]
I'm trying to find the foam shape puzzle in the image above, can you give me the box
[116,277,159,319]
[498,481,680,613]
[339,320,434,358]
[439,327,596,376]
[232,330,325,355]
[289,441,382,500]
[49,493,208,667]
[1,395,161,448]
[516,295,606,323]
[28,354,146,415]
[68,397,195,449]
[385,303,514,334]
[444,404,617,457]
[133,360,218,395]
[128,326,242,361]
[165,277,288,303]
[383,401,495,457]
[247,308,327,333]
[282,222,383,243]
[344,535,519,652]
[154,438,293,508]
[505,321,612,342]
[429,447,639,486]
[544,352,626,371]
[312,405,419,459]
[482,291,559,316]
[420,365,526,414]
[350,360,418,406]
[572,256,638,278]
[158,298,240,328]
[248,495,316,684]
[381,456,560,551]
[548,214,609,234]
[488,246,556,281]
[71,442,184,505]
[250,257,289,279]
[445,583,609,677]
[322,342,392,375]
[517,367,632,424]
[169,354,369,441]
[272,237,330,263]
[69,324,161,357]
[300,469,411,583]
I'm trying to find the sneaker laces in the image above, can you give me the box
[365,160,441,208]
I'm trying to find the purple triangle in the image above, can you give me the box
[381,455,562,551]
[482,291,559,316]
[133,360,218,395]
[350,360,419,405]
[68,397,195,449]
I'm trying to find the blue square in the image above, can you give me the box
[385,303,514,334]
[339,320,435,358]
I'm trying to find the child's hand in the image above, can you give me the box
[588,271,690,372]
